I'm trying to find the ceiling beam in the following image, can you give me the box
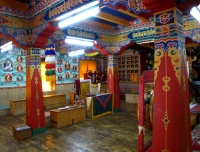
[82,19,114,31]
[0,0,28,10]
[94,12,130,27]
[118,9,149,22]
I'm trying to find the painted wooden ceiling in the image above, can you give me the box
[2,0,199,30]
[0,0,200,47]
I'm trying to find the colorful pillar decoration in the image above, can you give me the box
[26,48,46,135]
[45,45,56,81]
[152,8,191,151]
[107,55,120,112]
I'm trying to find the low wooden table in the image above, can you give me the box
[10,100,26,116]
[86,93,113,119]
[50,106,86,129]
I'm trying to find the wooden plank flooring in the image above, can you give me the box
[0,100,152,152]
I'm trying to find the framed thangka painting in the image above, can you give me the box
[0,48,26,88]
[55,54,79,84]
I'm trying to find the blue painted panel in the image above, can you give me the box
[89,17,117,26]
[101,7,136,21]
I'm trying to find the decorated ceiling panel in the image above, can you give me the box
[0,0,200,50]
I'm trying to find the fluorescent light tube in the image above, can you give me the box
[65,37,94,46]
[0,41,13,53]
[57,0,99,20]
[190,6,200,22]
[137,40,154,44]
[197,4,200,10]
[69,49,85,56]
[0,41,12,49]
[58,7,100,28]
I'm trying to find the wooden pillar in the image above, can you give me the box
[107,55,120,112]
[152,8,191,151]
[26,48,46,135]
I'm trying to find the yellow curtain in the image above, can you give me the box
[79,60,97,79]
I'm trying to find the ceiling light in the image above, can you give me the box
[190,6,200,22]
[58,6,100,28]
[57,0,99,21]
[0,41,12,49]
[68,49,85,56]
[65,36,94,46]
[137,40,154,44]
[0,41,13,53]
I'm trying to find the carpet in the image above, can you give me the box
[192,123,200,151]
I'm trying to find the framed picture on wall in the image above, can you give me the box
[57,66,62,73]
[2,58,13,71]
[17,75,23,81]
[65,72,70,79]
[16,56,22,63]
[72,65,77,71]
[4,74,12,82]
[16,65,23,72]
[57,75,62,81]
[65,62,70,70]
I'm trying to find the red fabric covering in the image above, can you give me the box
[95,94,111,108]
[74,79,81,95]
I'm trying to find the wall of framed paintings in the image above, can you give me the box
[0,47,26,88]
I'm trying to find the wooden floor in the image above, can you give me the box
[0,100,152,152]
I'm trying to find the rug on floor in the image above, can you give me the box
[192,123,200,151]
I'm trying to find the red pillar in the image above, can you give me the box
[26,48,46,135]
[152,8,191,151]
[107,55,121,112]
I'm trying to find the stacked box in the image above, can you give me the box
[13,124,32,140]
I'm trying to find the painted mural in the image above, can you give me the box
[56,54,79,84]
[0,47,26,88]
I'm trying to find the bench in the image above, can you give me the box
[9,94,66,116]
[10,100,26,116]
[0,106,10,116]
[43,94,66,110]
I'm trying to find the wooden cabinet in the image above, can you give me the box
[50,106,86,129]
[125,94,139,103]
[118,51,140,84]
[10,100,26,116]
[118,51,140,97]
[86,93,113,119]
[43,94,66,110]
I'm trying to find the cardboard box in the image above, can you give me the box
[13,123,32,140]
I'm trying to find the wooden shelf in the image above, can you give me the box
[118,51,140,84]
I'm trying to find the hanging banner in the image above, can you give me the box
[127,28,155,42]
[62,27,99,40]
